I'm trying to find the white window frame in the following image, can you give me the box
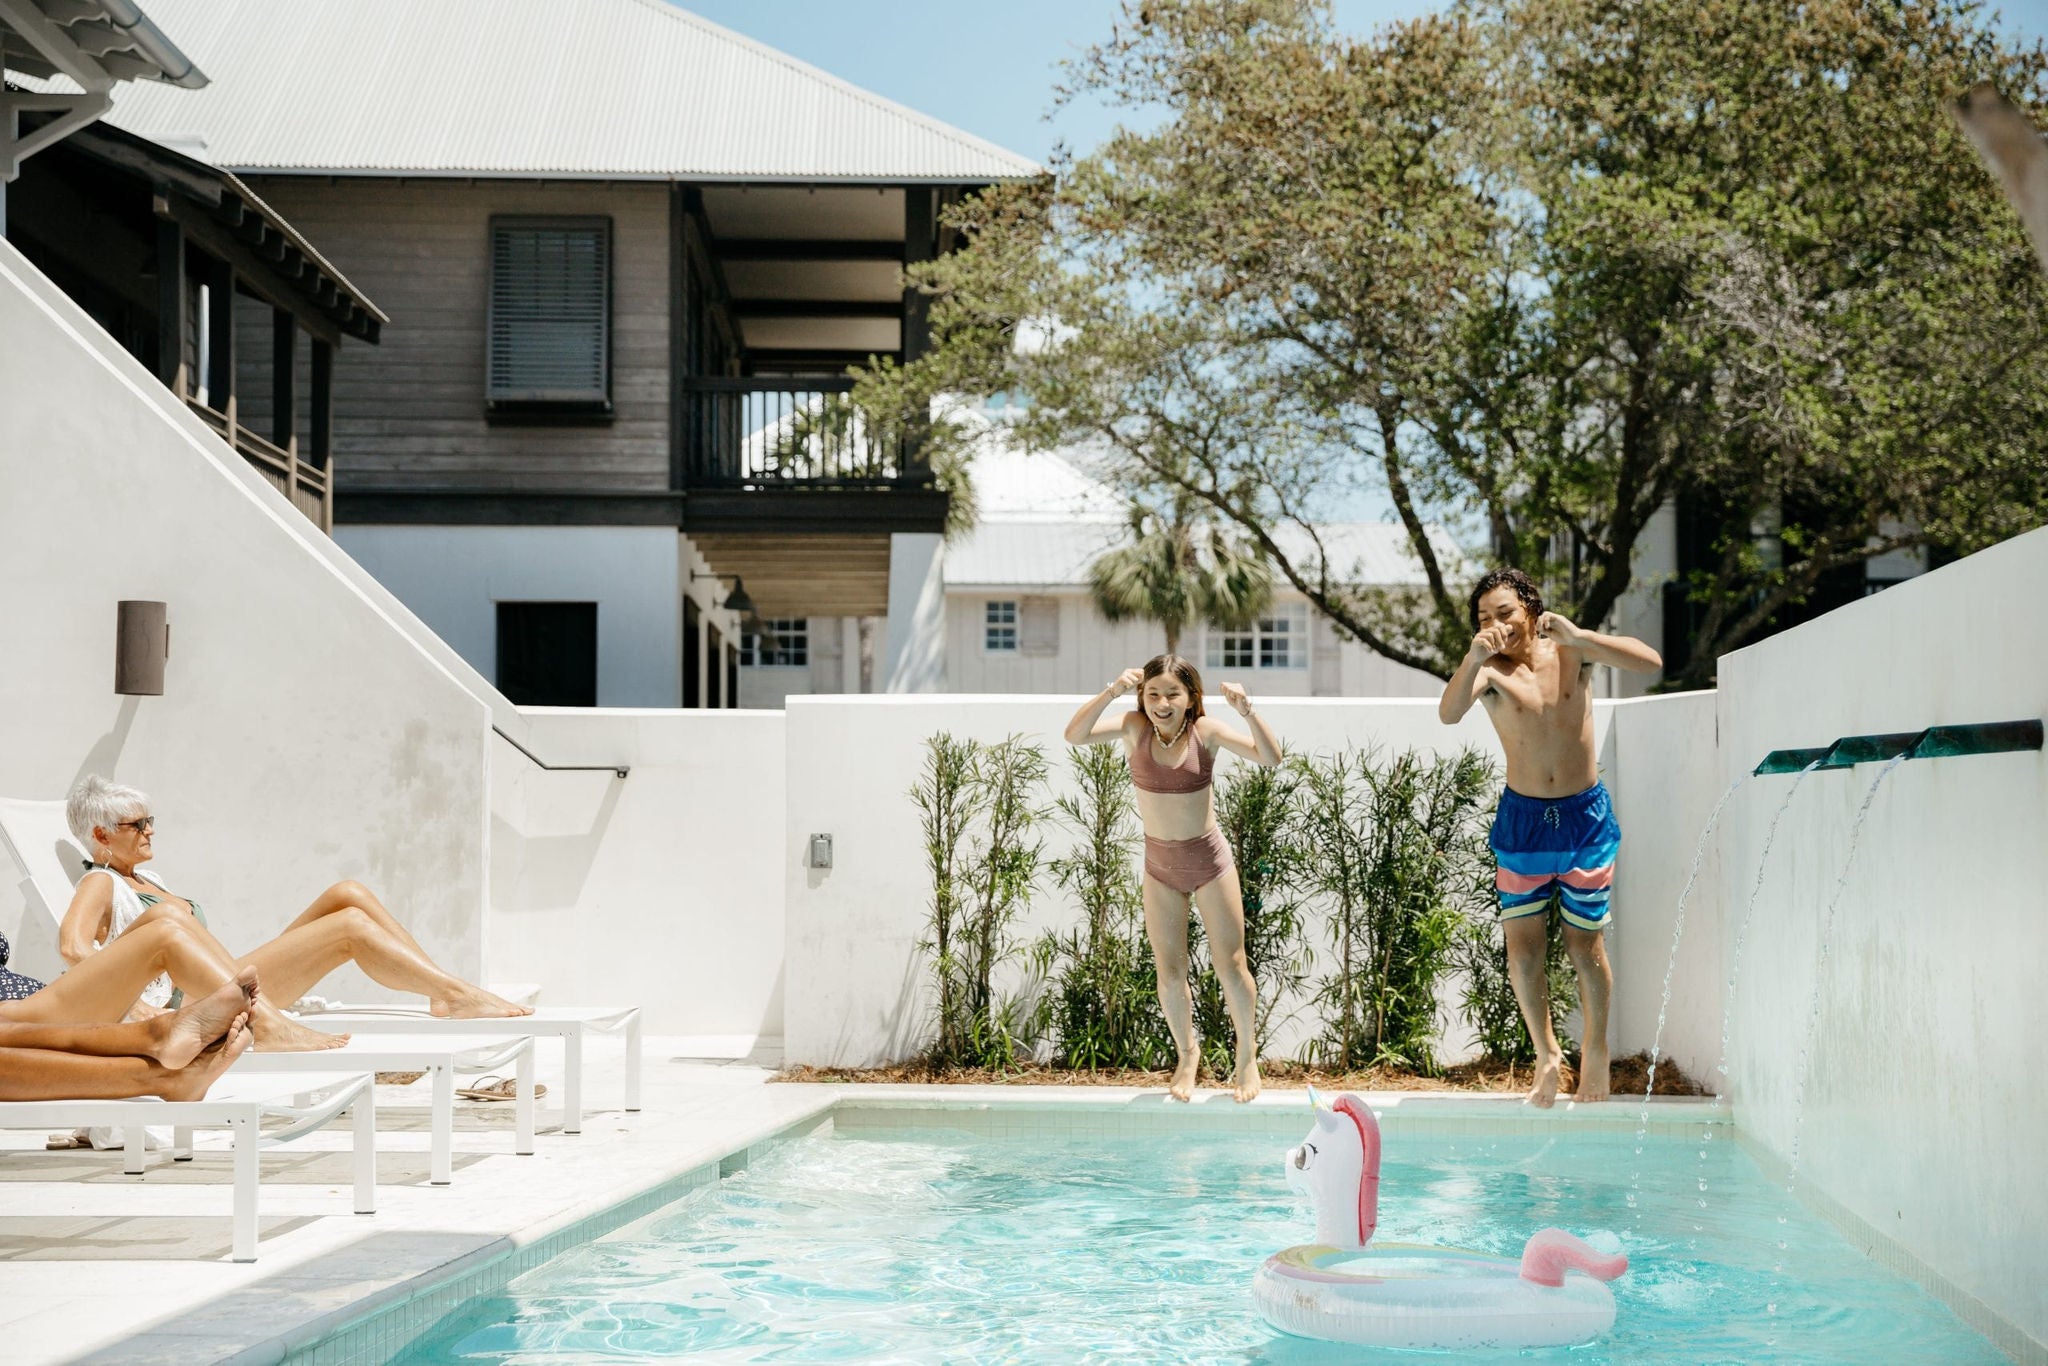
[1205,605,1309,671]
[984,599,1019,653]
[741,618,808,668]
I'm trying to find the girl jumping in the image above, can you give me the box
[1064,654,1282,1102]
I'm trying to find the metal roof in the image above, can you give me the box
[947,429,1464,591]
[90,0,1044,182]
[0,0,205,89]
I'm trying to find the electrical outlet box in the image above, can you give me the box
[808,833,833,869]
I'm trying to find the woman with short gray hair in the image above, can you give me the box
[53,774,528,1051]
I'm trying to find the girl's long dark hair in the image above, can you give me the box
[1138,654,1206,721]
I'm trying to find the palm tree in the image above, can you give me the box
[1089,493,1274,655]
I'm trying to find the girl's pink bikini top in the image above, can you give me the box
[1130,727,1215,794]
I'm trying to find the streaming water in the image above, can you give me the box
[1626,773,1748,1222]
[1773,754,1909,1258]
[1712,760,1826,1097]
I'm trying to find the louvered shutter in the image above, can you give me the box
[488,218,611,404]
[1019,596,1060,657]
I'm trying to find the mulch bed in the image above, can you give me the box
[774,1051,1710,1097]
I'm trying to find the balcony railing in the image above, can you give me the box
[682,378,927,489]
[186,398,332,531]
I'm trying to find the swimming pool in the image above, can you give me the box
[383,1111,1999,1364]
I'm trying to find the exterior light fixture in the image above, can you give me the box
[115,600,169,695]
[691,570,756,615]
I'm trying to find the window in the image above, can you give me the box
[1206,606,1308,671]
[984,600,1019,652]
[487,217,611,408]
[496,602,598,706]
[742,618,809,667]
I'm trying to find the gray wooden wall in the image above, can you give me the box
[243,178,671,492]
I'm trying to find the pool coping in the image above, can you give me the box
[262,1086,1730,1366]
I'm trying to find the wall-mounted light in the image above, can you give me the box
[115,600,169,695]
[691,570,755,616]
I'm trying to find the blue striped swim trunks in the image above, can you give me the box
[1489,782,1621,931]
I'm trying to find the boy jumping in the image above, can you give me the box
[1438,568,1661,1105]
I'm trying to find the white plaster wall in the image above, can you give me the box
[782,695,1719,1069]
[1600,692,1725,1085]
[0,239,491,1000]
[337,526,685,708]
[1715,525,2048,1351]
[485,708,786,1044]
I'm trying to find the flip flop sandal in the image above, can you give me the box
[45,1130,90,1150]
[455,1075,544,1102]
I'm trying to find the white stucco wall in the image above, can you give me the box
[1715,525,2048,1353]
[485,708,786,1045]
[0,239,492,1000]
[781,695,1706,1070]
[337,525,687,708]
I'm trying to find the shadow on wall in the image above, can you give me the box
[491,778,626,916]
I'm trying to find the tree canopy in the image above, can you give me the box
[857,0,2048,682]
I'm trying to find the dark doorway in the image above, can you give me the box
[683,598,701,708]
[496,602,598,706]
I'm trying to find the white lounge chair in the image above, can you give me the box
[236,1031,535,1183]
[0,797,639,1134]
[0,1069,376,1262]
[294,1003,640,1134]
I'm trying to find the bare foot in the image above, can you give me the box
[430,989,533,1019]
[152,968,260,1069]
[1526,1048,1562,1108]
[155,1013,253,1100]
[1168,1053,1200,1103]
[1573,1042,1610,1103]
[1232,1052,1262,1104]
[256,1018,351,1052]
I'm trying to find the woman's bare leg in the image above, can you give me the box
[241,908,528,1018]
[3,916,347,1053]
[234,882,525,1018]
[0,1014,250,1102]
[1142,876,1201,1102]
[1191,875,1261,1103]
[276,880,430,959]
[0,969,256,1068]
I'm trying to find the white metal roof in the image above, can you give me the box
[88,0,1043,182]
[947,426,1464,591]
[0,0,205,89]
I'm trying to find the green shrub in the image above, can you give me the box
[913,732,1050,1069]
[1299,746,1497,1073]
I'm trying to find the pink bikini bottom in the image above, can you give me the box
[1144,827,1236,895]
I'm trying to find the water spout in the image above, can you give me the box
[1753,718,2040,777]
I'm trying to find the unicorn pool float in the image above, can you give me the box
[1252,1091,1630,1350]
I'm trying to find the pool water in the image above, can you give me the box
[392,1120,2000,1364]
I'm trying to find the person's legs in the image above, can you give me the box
[240,908,527,1018]
[7,915,346,1053]
[277,880,430,959]
[0,969,254,1069]
[0,1014,250,1102]
[1563,926,1612,1102]
[1504,906,1564,1107]
[1142,874,1200,1102]
[1190,873,1260,1103]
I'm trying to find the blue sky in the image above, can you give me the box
[680,0,2048,164]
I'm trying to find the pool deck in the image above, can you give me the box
[0,1042,1729,1365]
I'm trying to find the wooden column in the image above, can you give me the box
[206,260,235,428]
[154,212,187,396]
[311,338,334,531]
[272,307,297,506]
